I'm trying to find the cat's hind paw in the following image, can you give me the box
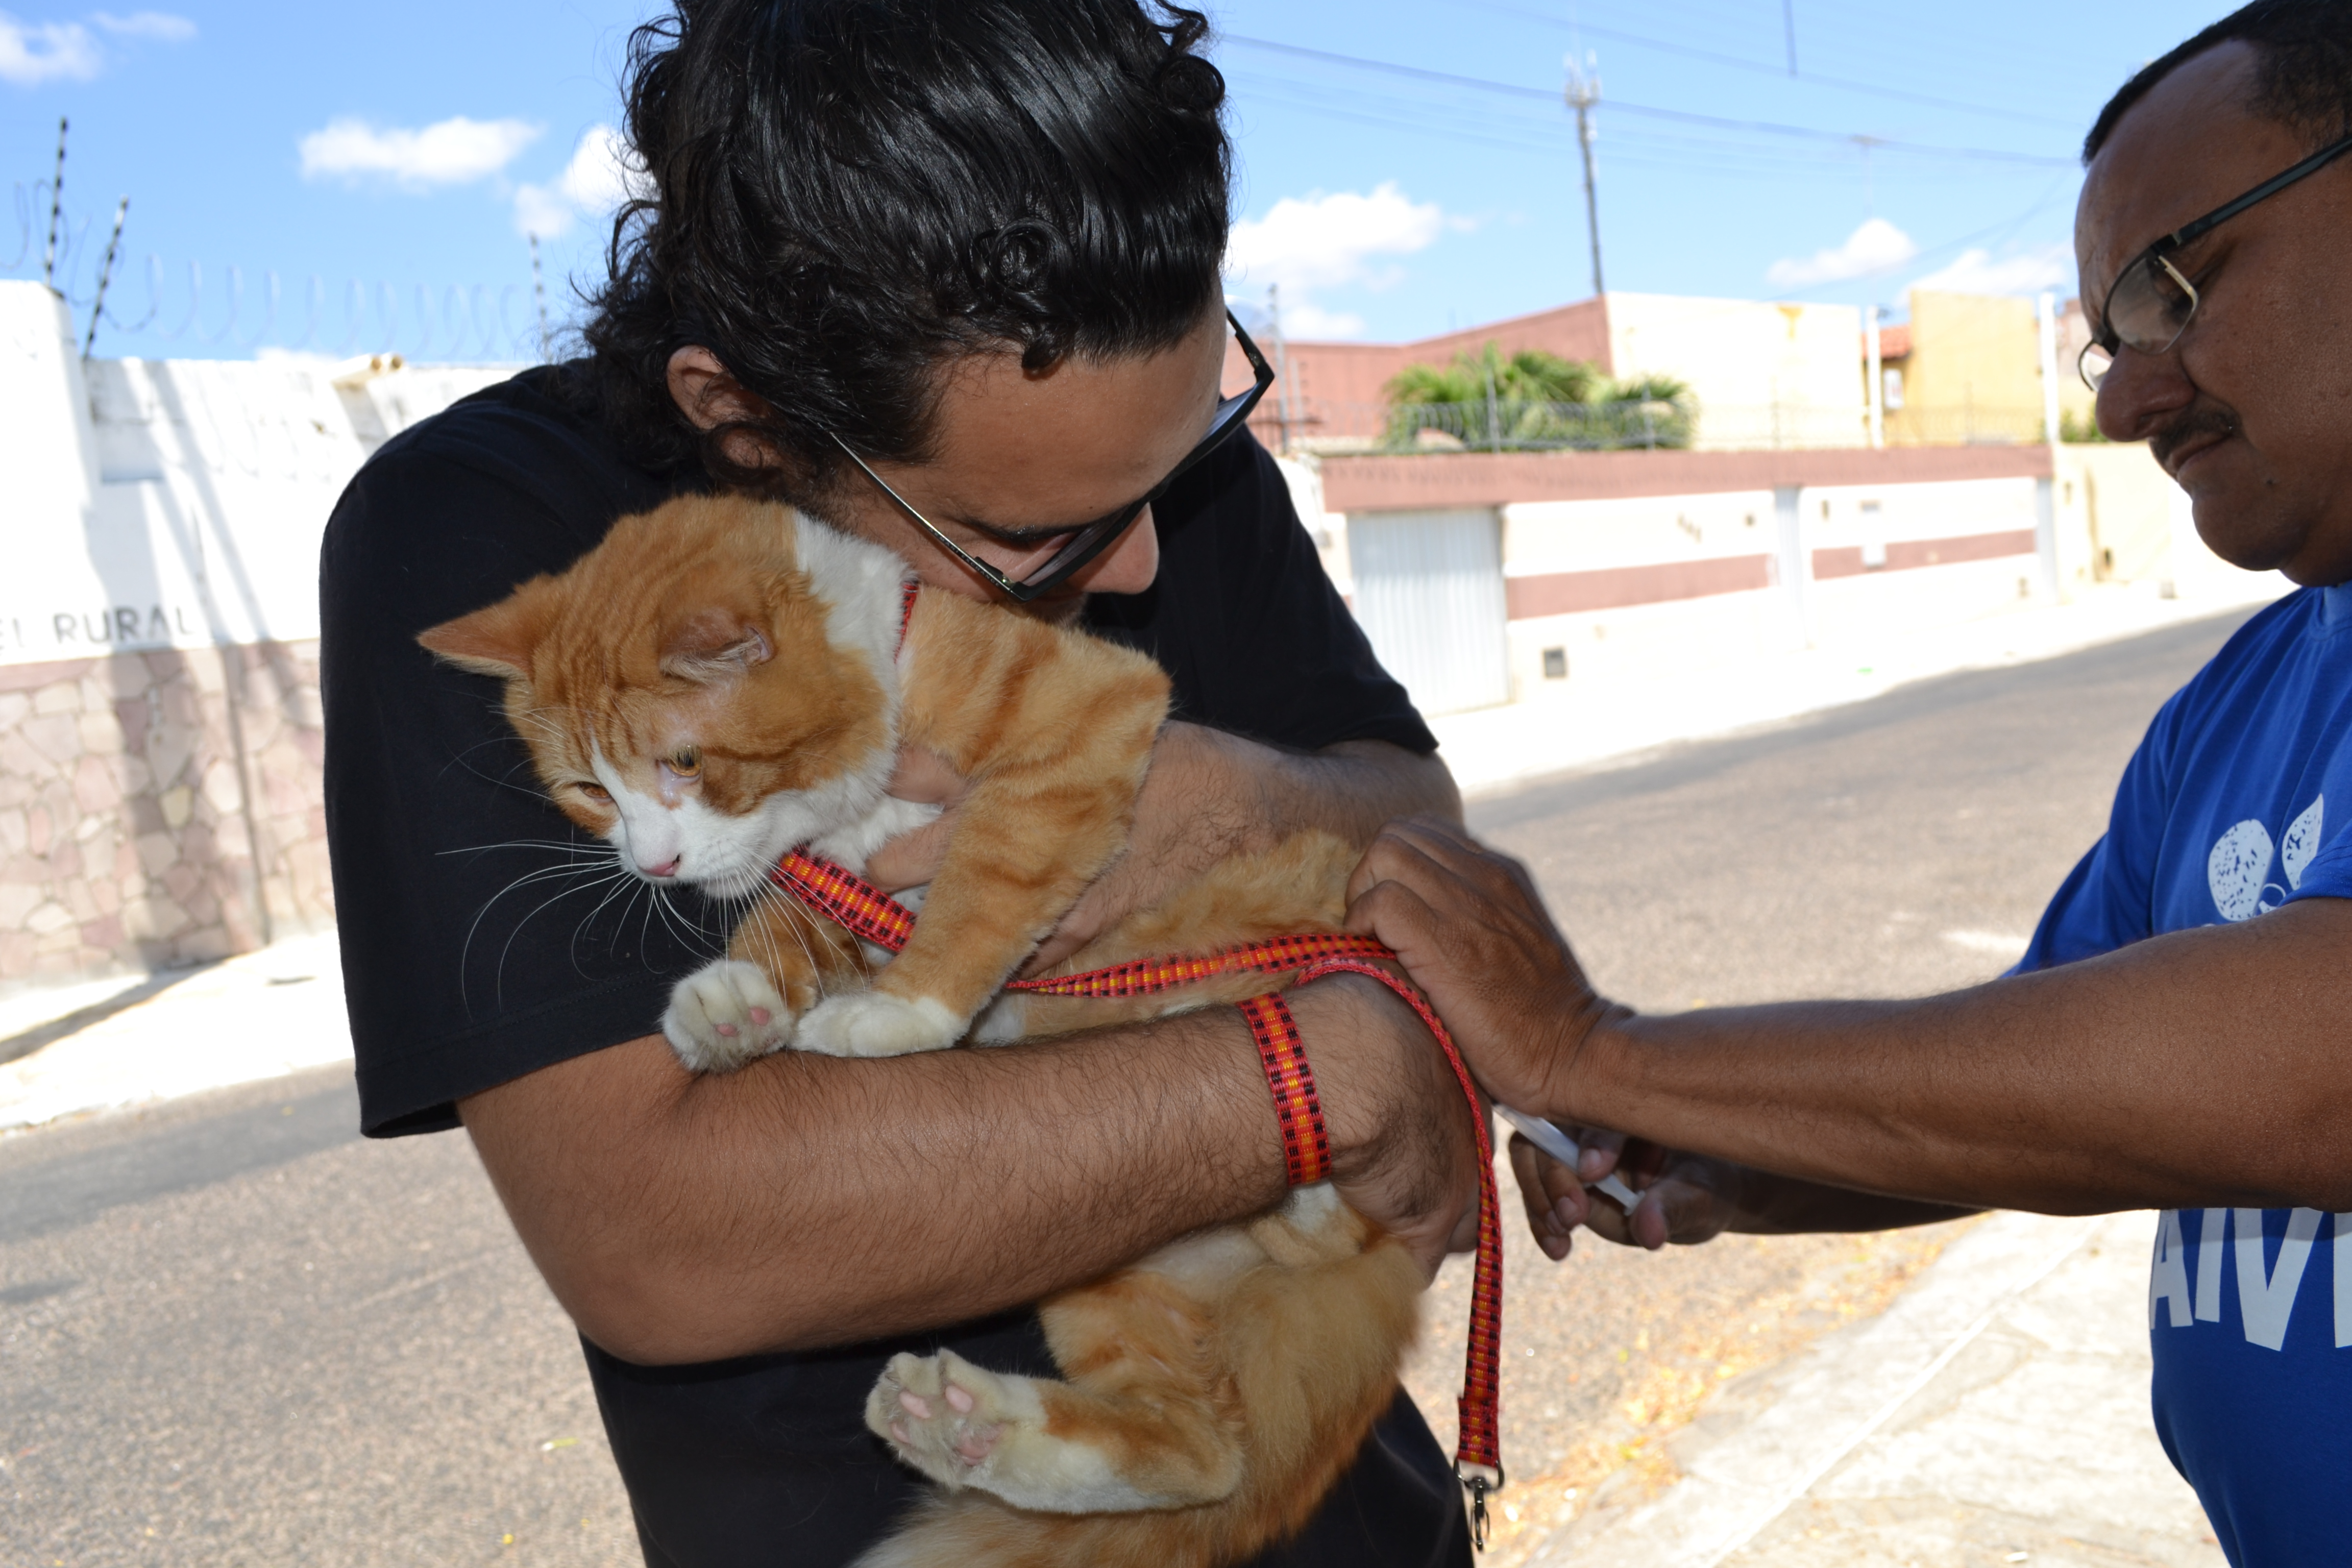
[797,992,962,1057]
[867,1351,1168,1513]
[868,1350,1024,1489]
[662,960,793,1073]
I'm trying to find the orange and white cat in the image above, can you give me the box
[420,493,1428,1568]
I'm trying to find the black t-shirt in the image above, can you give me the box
[318,363,1460,1568]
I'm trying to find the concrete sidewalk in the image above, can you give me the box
[1525,1210,2223,1568]
[0,927,349,1134]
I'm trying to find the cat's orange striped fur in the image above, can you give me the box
[420,492,1426,1568]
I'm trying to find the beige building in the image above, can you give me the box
[1887,291,2038,445]
[1871,289,2098,448]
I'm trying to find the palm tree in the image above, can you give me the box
[1382,343,1692,450]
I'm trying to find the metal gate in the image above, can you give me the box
[1344,507,1510,717]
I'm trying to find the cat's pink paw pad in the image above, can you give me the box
[662,960,794,1072]
[866,1350,1029,1484]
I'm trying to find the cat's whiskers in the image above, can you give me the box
[439,837,616,859]
[736,881,792,992]
[571,859,656,973]
[436,735,564,803]
[647,878,724,960]
[484,861,640,1010]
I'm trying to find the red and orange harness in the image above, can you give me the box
[769,845,1508,1545]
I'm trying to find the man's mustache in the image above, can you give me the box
[2150,403,2240,472]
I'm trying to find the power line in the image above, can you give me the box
[1441,0,2082,129]
[1226,67,2048,181]
[1218,35,2074,165]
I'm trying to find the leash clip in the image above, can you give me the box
[1457,1461,1504,1550]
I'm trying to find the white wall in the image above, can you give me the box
[0,280,520,669]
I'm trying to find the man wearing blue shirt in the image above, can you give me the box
[1337,4,2352,1562]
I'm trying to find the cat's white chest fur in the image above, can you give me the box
[810,795,943,875]
[659,514,967,1069]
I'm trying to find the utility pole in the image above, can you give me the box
[1266,283,1294,454]
[1564,56,1604,299]
[1865,303,1884,449]
[2037,290,2062,445]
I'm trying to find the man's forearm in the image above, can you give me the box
[1556,898,2352,1215]
[1159,730,1458,867]
[461,973,1472,1365]
[1280,738,1462,836]
[464,1006,1289,1363]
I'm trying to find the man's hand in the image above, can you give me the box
[1342,816,1618,1116]
[1510,1122,1977,1259]
[1292,974,1488,1278]
[870,725,1460,976]
[1509,1126,1749,1258]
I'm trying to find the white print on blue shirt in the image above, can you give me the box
[2148,1208,2352,1349]
[2206,794,2324,921]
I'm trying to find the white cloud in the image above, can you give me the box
[1910,242,2074,297]
[1281,303,1367,338]
[1766,217,1920,289]
[1224,182,1451,340]
[92,9,191,40]
[0,9,189,85]
[0,15,102,84]
[299,115,542,190]
[514,125,651,239]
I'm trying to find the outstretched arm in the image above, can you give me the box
[459,972,1482,1365]
[1345,817,2352,1219]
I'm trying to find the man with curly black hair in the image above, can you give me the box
[318,4,1481,1564]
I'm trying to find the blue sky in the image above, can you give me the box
[0,0,2228,358]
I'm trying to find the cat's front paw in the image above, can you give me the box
[796,992,962,1057]
[662,960,794,1072]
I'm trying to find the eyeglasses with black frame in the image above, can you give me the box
[830,310,1278,603]
[2080,130,2352,392]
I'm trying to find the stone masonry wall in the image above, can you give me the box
[0,641,329,995]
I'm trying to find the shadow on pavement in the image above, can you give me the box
[0,1065,361,1245]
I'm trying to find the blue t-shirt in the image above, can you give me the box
[2017,585,2352,1566]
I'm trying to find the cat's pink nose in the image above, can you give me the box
[640,857,680,879]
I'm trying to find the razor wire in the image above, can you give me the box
[5,180,555,363]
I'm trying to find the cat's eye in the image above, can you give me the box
[668,747,702,778]
[576,781,612,803]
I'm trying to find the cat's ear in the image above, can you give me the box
[659,606,774,683]
[418,581,556,681]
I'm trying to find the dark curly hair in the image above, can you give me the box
[579,0,1232,502]
[2085,0,2352,163]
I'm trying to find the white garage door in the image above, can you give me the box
[1345,508,1510,717]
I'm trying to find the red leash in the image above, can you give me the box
[768,847,1506,1543]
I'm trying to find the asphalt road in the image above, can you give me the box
[1,607,2257,1568]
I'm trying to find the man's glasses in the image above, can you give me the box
[2081,130,2352,391]
[831,311,1277,603]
